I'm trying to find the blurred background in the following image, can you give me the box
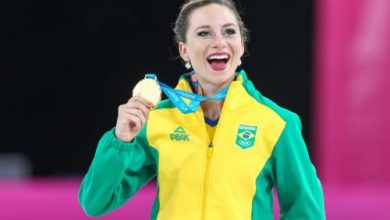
[1,0,389,219]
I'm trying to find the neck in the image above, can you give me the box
[201,83,223,97]
[192,73,235,119]
[198,79,232,120]
[197,76,234,98]
[201,100,224,120]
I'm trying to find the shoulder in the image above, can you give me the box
[239,70,300,127]
[261,96,301,127]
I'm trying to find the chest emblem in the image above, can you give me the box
[170,126,190,141]
[235,124,257,149]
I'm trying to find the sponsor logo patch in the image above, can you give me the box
[170,126,190,141]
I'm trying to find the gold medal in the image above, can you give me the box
[132,75,161,107]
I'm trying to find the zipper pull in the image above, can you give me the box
[207,142,214,158]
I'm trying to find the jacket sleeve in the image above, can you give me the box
[78,126,157,217]
[272,114,326,219]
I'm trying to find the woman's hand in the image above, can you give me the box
[114,96,154,142]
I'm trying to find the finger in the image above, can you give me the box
[124,109,147,128]
[123,102,150,119]
[123,111,142,130]
[128,96,155,108]
[118,105,143,126]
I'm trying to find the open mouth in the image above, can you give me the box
[206,54,230,71]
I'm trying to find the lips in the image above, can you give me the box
[206,52,230,71]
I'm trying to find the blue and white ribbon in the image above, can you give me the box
[145,73,228,114]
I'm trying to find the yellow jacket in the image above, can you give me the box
[79,70,325,219]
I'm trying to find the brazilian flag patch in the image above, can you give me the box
[235,124,257,149]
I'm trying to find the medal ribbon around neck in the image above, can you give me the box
[145,73,228,114]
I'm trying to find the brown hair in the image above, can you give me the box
[173,0,249,45]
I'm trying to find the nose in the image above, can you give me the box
[212,32,227,49]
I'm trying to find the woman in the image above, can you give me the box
[79,0,326,219]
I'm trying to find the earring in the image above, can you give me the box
[238,59,242,66]
[185,62,192,69]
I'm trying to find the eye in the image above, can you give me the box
[224,28,237,36]
[197,31,211,37]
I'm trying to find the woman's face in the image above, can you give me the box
[179,4,244,88]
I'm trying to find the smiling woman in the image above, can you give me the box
[78,0,325,219]
[178,3,244,96]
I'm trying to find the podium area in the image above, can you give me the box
[1,178,389,219]
[0,178,154,220]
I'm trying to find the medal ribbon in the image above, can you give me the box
[145,73,228,114]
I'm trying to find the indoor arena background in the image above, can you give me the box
[1,0,389,219]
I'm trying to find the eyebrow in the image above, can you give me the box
[194,23,237,31]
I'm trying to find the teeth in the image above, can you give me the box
[208,54,229,60]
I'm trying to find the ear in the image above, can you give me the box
[179,42,189,62]
[240,40,245,57]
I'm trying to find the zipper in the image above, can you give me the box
[201,142,214,220]
[207,142,214,158]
